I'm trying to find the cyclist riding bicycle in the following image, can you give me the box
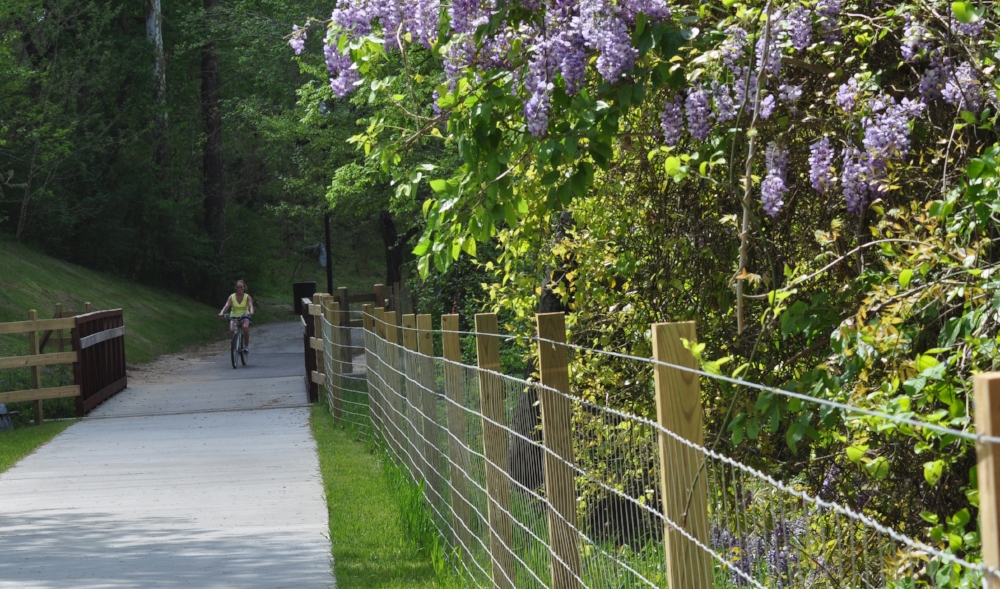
[218,280,255,352]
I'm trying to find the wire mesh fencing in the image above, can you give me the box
[314,306,1000,589]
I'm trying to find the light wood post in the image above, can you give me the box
[652,321,712,589]
[362,303,379,433]
[976,373,1000,589]
[312,294,325,402]
[84,302,92,313]
[402,314,420,482]
[417,314,443,506]
[375,306,391,446]
[338,287,351,377]
[325,298,342,420]
[386,319,406,469]
[28,310,43,424]
[442,314,473,560]
[475,313,516,589]
[536,312,581,589]
[55,303,64,352]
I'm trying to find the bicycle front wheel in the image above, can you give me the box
[231,330,240,369]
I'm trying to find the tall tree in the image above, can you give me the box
[200,0,224,242]
[146,0,168,166]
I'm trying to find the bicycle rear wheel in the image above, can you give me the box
[231,330,240,369]
[240,342,248,366]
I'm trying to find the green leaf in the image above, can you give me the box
[412,239,430,256]
[923,459,945,486]
[846,444,868,463]
[951,1,982,23]
[920,511,940,524]
[417,255,430,278]
[899,269,913,288]
[865,456,889,480]
[429,179,448,193]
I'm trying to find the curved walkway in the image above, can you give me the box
[0,322,334,588]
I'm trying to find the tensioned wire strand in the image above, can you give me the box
[358,310,990,444]
[341,312,996,585]
[369,333,998,581]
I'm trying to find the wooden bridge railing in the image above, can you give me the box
[0,306,127,423]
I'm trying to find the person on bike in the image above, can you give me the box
[218,280,255,352]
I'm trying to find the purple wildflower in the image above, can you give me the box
[685,86,713,141]
[720,27,748,74]
[660,95,684,145]
[943,61,984,114]
[841,146,871,214]
[289,24,307,55]
[524,46,554,136]
[835,77,859,112]
[919,52,950,102]
[901,15,931,62]
[331,0,374,38]
[761,142,788,217]
[713,82,737,123]
[755,13,784,76]
[759,94,776,119]
[809,137,836,194]
[816,0,842,41]
[950,15,985,38]
[778,84,802,103]
[786,6,812,52]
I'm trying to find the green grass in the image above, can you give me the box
[311,401,463,589]
[0,420,76,474]
[0,237,228,423]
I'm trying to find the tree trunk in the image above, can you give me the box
[379,210,418,287]
[201,0,224,242]
[146,0,168,166]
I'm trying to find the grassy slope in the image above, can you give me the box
[0,237,222,364]
[311,404,454,589]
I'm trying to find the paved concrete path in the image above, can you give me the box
[0,322,334,588]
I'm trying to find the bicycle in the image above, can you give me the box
[225,313,250,369]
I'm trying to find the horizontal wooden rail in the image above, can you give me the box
[308,304,321,316]
[311,371,325,385]
[310,337,324,351]
[79,326,126,350]
[0,385,80,404]
[0,352,77,370]
[0,317,76,336]
[348,293,377,304]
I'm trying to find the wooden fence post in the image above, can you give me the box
[475,313,516,589]
[385,318,406,469]
[84,302,92,313]
[325,298,342,420]
[536,312,581,589]
[652,321,713,589]
[55,303,64,352]
[375,306,392,449]
[337,287,351,378]
[312,293,325,402]
[442,314,473,561]
[402,314,421,483]
[362,303,379,434]
[28,310,43,424]
[417,313,443,507]
[976,373,1000,589]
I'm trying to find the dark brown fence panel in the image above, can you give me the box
[301,298,317,402]
[73,309,127,416]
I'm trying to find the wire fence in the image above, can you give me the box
[311,301,1000,589]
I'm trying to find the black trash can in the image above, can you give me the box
[293,281,317,314]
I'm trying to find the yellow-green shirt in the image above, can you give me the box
[230,293,250,316]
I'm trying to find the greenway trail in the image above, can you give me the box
[0,322,334,588]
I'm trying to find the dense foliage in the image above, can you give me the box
[293,0,999,581]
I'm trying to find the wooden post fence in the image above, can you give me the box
[475,313,516,589]
[442,314,473,561]
[536,312,582,589]
[325,297,342,419]
[652,321,712,589]
[402,314,421,483]
[28,310,43,424]
[976,373,1000,589]
[417,313,443,507]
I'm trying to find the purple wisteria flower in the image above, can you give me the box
[809,137,836,194]
[786,6,812,52]
[778,84,802,104]
[685,86,713,141]
[901,15,931,62]
[761,142,788,217]
[524,47,554,136]
[289,25,307,55]
[720,27,747,74]
[861,95,925,171]
[943,61,984,114]
[551,29,588,94]
[919,52,950,102]
[412,0,441,48]
[755,13,784,76]
[325,42,360,98]
[621,0,671,22]
[713,82,737,123]
[660,95,684,146]
[582,0,637,83]
[450,0,491,35]
[816,0,843,41]
[950,15,985,38]
[841,146,871,214]
[835,77,859,112]
[331,0,374,37]
[759,94,776,119]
